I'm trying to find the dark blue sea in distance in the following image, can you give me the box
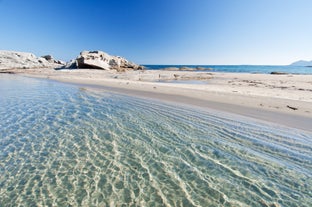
[144,65,312,74]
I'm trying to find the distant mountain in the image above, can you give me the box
[290,60,312,66]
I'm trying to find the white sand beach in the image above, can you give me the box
[3,68,312,131]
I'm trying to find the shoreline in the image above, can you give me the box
[65,81,312,133]
[3,68,312,132]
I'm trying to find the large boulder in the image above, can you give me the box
[0,50,65,69]
[64,50,143,71]
[76,51,111,69]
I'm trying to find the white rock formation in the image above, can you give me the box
[64,50,143,71]
[0,50,64,69]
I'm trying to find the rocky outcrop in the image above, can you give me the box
[0,50,65,69]
[0,50,142,72]
[63,50,144,71]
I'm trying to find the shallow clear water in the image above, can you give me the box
[0,75,311,207]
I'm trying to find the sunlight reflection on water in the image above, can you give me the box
[0,75,311,207]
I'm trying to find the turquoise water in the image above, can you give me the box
[0,75,311,207]
[144,65,312,74]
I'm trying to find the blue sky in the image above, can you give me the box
[0,0,311,65]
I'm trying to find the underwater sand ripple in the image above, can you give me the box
[0,76,311,206]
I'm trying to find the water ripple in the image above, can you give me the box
[0,75,311,207]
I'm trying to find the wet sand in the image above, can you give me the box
[3,68,312,131]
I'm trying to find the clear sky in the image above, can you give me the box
[0,0,312,65]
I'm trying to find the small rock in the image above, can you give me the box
[270,71,288,75]
[173,74,179,79]
[287,105,298,110]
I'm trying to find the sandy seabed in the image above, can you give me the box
[2,68,312,131]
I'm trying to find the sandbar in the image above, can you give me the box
[3,68,312,132]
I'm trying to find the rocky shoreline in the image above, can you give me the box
[0,50,143,71]
[0,51,65,70]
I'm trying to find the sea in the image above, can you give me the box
[144,65,312,74]
[0,74,311,207]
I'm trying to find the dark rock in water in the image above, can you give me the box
[270,71,288,75]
